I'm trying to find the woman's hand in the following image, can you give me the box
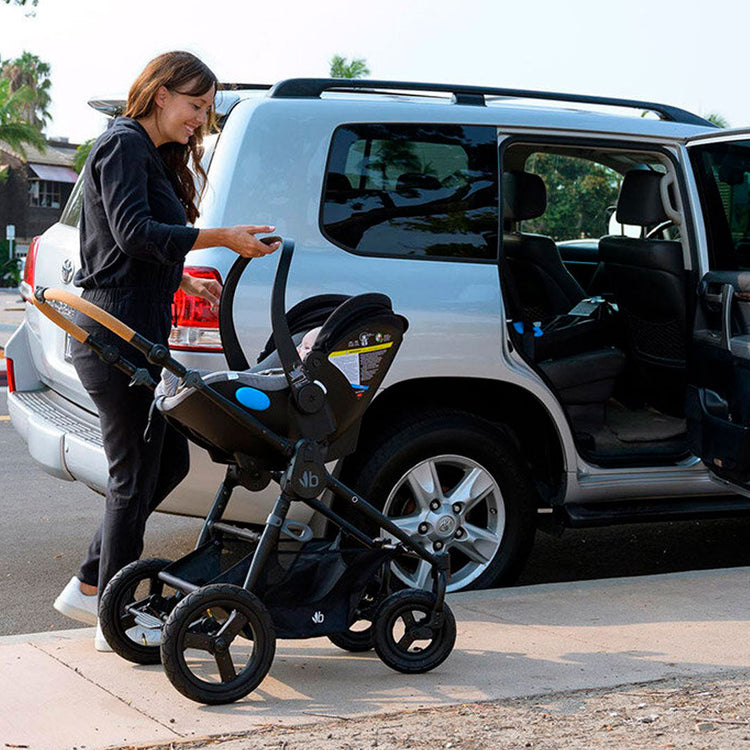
[192,225,282,257]
[180,274,223,313]
[224,225,282,258]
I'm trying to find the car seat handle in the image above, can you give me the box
[270,240,327,414]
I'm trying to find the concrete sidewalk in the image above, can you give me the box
[1,567,749,750]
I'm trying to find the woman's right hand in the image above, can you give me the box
[224,225,281,258]
[192,225,282,256]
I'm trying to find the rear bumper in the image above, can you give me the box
[9,387,107,489]
[8,385,316,526]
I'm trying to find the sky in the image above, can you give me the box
[1,0,748,144]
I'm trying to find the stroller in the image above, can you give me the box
[32,238,455,705]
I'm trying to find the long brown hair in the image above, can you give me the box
[124,51,217,223]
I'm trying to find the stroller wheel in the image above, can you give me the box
[373,590,456,674]
[160,583,276,705]
[327,622,374,652]
[98,558,177,664]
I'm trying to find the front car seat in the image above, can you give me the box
[598,169,687,410]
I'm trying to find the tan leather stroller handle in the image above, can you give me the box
[35,288,138,344]
[29,293,91,344]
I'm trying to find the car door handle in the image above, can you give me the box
[720,282,734,351]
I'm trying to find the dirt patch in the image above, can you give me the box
[122,671,750,750]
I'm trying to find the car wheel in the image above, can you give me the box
[347,410,537,592]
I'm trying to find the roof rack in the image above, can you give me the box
[268,78,714,127]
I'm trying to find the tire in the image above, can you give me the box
[327,624,374,652]
[346,411,537,592]
[327,569,389,652]
[98,558,177,665]
[373,590,456,674]
[160,583,275,705]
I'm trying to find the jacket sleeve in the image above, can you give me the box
[93,131,199,265]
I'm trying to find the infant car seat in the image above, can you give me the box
[155,242,408,470]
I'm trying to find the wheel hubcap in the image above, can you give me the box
[381,454,505,592]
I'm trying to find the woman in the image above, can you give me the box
[53,51,280,650]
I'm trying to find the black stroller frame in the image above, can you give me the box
[32,238,455,705]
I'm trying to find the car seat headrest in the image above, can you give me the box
[615,169,669,226]
[502,170,546,221]
[313,293,408,355]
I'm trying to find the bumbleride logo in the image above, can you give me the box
[312,611,325,624]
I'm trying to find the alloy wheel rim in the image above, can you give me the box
[381,453,505,592]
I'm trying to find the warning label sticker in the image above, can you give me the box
[328,341,394,390]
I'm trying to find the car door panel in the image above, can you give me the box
[687,270,750,490]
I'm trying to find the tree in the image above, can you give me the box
[706,112,729,129]
[73,138,94,174]
[1,51,51,130]
[0,77,45,156]
[523,153,621,241]
[329,55,370,79]
[1,0,38,5]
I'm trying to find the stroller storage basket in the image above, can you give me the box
[163,537,397,639]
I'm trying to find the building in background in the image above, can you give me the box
[0,138,79,255]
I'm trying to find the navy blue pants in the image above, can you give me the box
[71,290,190,593]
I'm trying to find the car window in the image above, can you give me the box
[521,153,623,241]
[60,172,84,228]
[690,139,750,270]
[321,124,498,261]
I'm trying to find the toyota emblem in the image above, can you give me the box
[61,258,75,284]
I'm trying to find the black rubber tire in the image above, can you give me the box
[373,590,456,674]
[327,624,374,652]
[98,557,175,665]
[345,410,538,591]
[160,583,276,705]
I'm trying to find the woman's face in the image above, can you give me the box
[156,81,215,145]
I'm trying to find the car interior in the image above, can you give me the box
[501,143,695,466]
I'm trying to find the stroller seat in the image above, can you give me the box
[155,292,407,468]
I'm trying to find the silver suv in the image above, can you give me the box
[9,78,750,593]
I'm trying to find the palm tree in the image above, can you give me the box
[0,78,45,156]
[706,112,729,129]
[329,55,370,79]
[1,52,52,130]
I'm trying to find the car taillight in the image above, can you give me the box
[169,266,223,352]
[6,356,16,393]
[21,236,41,299]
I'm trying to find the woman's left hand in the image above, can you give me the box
[180,274,223,313]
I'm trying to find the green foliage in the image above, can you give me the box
[329,55,370,79]
[0,239,21,288]
[2,0,37,5]
[73,138,94,174]
[0,77,45,155]
[1,51,52,129]
[522,153,621,241]
[706,112,729,129]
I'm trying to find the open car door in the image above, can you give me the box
[686,130,750,493]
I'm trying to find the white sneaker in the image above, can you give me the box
[54,576,98,625]
[95,620,113,652]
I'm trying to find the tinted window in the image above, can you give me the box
[691,139,750,270]
[60,172,84,227]
[321,124,498,261]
